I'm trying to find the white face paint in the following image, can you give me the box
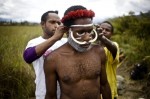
[68,32,90,52]
[68,24,98,52]
[69,24,98,45]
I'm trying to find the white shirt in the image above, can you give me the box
[26,36,67,99]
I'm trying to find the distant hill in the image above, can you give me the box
[0,18,12,22]
[0,18,39,26]
[136,11,150,18]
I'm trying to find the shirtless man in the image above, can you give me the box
[44,5,111,99]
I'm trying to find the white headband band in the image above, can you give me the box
[70,24,93,27]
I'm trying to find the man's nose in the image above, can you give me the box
[83,33,92,42]
[55,23,60,28]
[102,29,106,33]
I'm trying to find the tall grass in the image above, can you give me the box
[0,25,42,99]
[112,33,143,63]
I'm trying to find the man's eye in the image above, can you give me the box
[105,29,111,32]
[101,28,111,32]
[88,30,93,33]
[49,21,55,24]
[57,22,61,25]
[49,21,61,25]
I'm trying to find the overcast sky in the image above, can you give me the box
[0,0,150,23]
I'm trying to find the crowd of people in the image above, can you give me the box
[23,5,121,99]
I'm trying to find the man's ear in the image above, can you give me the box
[41,21,45,26]
[40,21,45,28]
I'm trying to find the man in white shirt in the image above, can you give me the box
[23,11,67,99]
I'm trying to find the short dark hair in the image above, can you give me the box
[101,21,114,33]
[41,10,58,22]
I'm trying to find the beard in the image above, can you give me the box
[68,33,90,52]
[45,28,55,37]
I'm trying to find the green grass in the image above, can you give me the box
[0,25,42,99]
[112,32,149,65]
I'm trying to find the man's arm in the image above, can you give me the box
[99,35,117,60]
[44,53,57,99]
[23,36,58,64]
[100,47,112,99]
[23,26,67,64]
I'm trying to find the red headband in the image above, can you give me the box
[61,9,95,23]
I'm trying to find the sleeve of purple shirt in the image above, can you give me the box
[23,46,40,64]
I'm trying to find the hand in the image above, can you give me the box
[53,25,69,40]
[93,24,106,42]
[95,27,104,40]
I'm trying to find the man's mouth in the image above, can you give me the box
[52,30,56,32]
[80,43,91,48]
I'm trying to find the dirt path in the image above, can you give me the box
[117,62,146,99]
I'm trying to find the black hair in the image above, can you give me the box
[63,5,87,27]
[101,21,114,33]
[41,10,58,22]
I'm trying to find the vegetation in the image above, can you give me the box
[0,25,42,99]
[0,11,149,98]
[109,11,150,98]
[0,20,39,26]
[110,11,150,65]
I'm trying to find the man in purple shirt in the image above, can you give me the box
[23,11,67,99]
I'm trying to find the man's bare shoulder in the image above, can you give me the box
[46,43,70,60]
[44,45,66,71]
[92,44,106,63]
[92,43,104,53]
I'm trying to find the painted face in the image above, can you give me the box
[100,23,112,39]
[69,24,97,45]
[68,18,98,52]
[42,13,61,37]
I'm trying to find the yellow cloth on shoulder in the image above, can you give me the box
[104,42,120,99]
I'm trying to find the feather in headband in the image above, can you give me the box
[61,9,95,23]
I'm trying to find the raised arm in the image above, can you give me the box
[99,34,117,60]
[34,25,66,57]
[44,54,57,99]
[23,25,67,64]
[23,37,58,64]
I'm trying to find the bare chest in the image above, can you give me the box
[57,52,101,83]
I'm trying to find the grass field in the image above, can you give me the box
[0,25,42,99]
